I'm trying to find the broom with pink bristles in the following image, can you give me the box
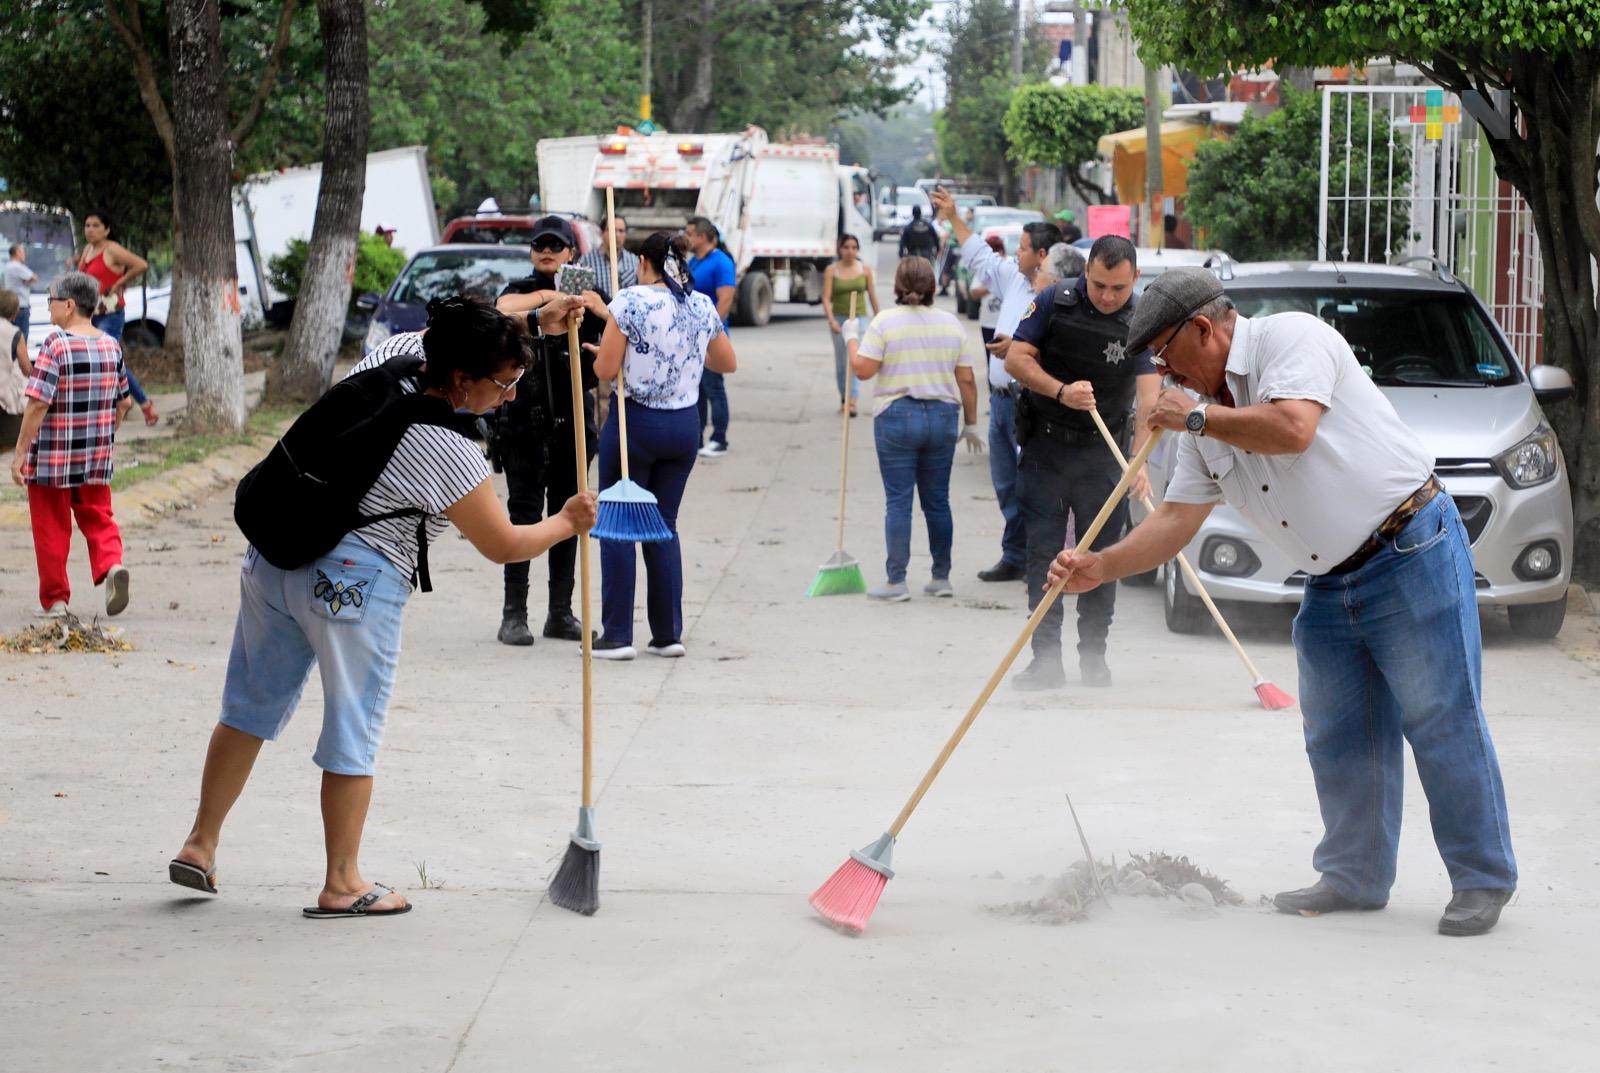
[1086,408,1294,711]
[811,432,1166,934]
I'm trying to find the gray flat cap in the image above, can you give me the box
[1126,267,1225,353]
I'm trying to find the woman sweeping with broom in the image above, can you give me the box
[590,231,736,660]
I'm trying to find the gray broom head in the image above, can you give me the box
[549,806,600,916]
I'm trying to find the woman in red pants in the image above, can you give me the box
[10,271,133,617]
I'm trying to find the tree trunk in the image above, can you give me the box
[674,0,716,132]
[164,194,186,356]
[167,0,245,434]
[267,0,369,404]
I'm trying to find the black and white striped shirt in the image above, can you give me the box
[348,334,490,583]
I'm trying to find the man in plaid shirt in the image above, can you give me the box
[576,212,638,294]
[10,271,133,617]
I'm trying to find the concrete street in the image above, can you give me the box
[3,266,1598,1072]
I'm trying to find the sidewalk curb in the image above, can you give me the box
[0,434,275,531]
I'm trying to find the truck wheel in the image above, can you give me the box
[1163,560,1210,634]
[736,271,772,327]
[123,320,164,348]
[1507,596,1567,639]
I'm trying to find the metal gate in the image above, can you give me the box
[1318,84,1543,368]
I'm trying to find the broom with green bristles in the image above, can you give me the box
[807,292,868,597]
[810,431,1165,933]
[549,287,601,916]
[592,184,673,545]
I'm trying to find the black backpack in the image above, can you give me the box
[234,354,462,592]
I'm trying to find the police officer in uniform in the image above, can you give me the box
[492,215,606,646]
[1003,236,1157,689]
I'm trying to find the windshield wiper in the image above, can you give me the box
[1372,377,1490,388]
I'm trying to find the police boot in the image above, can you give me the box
[498,586,535,647]
[543,608,592,643]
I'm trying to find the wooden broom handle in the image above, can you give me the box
[605,185,631,484]
[568,322,594,807]
[836,292,857,551]
[1085,408,1267,682]
[887,429,1164,838]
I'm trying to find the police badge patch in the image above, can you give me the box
[1103,339,1126,365]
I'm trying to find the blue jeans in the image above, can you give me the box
[697,369,728,447]
[219,536,410,776]
[1293,494,1517,904]
[91,309,148,406]
[829,318,860,400]
[599,401,698,645]
[14,305,28,340]
[873,396,958,584]
[987,390,1025,567]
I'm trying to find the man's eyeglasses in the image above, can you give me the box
[48,295,70,304]
[489,369,525,397]
[1149,316,1195,368]
[532,238,570,253]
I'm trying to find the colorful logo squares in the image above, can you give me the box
[1408,89,1460,140]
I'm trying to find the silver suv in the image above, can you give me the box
[1149,261,1575,639]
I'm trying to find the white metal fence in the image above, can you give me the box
[1318,84,1543,368]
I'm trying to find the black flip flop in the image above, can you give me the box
[168,858,218,894]
[302,883,412,919]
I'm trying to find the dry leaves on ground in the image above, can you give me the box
[0,613,134,654]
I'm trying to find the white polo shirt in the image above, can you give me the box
[1163,312,1434,575]
[960,234,1034,389]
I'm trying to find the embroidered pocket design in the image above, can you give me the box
[313,569,369,615]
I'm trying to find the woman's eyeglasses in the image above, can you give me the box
[489,369,524,397]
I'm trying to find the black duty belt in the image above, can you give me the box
[1032,416,1125,447]
[1326,475,1444,575]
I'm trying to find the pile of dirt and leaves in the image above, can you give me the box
[996,851,1245,925]
[0,613,133,655]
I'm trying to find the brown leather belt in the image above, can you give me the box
[1326,475,1444,575]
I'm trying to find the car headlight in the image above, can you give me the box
[1494,424,1560,489]
[363,316,393,353]
[1200,536,1261,578]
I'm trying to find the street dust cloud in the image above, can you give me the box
[994,852,1244,925]
[0,613,133,655]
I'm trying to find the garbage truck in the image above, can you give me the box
[535,127,882,326]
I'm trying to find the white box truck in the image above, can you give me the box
[536,128,883,326]
[234,144,440,324]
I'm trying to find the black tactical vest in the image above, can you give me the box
[1027,283,1137,432]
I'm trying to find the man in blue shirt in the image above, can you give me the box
[685,215,736,456]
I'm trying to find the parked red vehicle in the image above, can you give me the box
[441,212,601,254]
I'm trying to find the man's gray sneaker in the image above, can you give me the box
[868,581,911,602]
[923,578,953,598]
[1012,658,1066,692]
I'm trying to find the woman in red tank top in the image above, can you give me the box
[75,211,158,425]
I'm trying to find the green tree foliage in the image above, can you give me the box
[933,0,1048,191]
[1002,83,1144,205]
[1121,0,1600,580]
[266,232,408,311]
[1183,89,1410,262]
[648,1,928,136]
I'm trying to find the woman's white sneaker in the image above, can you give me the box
[592,640,636,661]
[647,641,686,658]
[104,565,130,616]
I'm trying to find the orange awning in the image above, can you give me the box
[1096,121,1227,206]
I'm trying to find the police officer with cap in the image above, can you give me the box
[492,214,608,646]
[1047,267,1517,937]
[1003,236,1159,690]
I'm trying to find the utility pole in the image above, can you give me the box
[1143,56,1163,248]
[1011,0,1024,80]
[1072,2,1089,86]
[640,0,653,125]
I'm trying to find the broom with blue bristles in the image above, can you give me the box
[807,292,868,597]
[592,184,673,545]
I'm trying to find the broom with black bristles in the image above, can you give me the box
[1086,407,1294,711]
[808,291,868,597]
[592,183,673,545]
[549,276,601,915]
[810,431,1165,934]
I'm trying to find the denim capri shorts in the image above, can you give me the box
[218,535,410,776]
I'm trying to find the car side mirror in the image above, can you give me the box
[1529,363,1575,405]
[355,292,381,313]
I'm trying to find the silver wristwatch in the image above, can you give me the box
[1185,402,1209,437]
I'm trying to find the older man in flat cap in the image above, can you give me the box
[1048,267,1517,937]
